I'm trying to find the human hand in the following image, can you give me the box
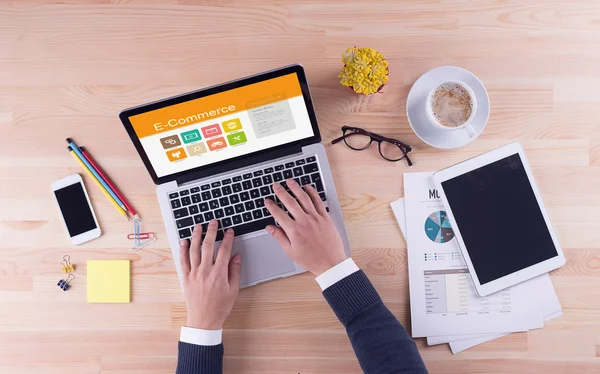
[179,219,242,330]
[264,179,347,276]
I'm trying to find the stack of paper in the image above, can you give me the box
[390,172,561,354]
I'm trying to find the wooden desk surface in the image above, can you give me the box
[2,1,600,373]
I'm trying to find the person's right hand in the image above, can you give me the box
[264,179,347,276]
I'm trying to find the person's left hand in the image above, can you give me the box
[180,219,242,330]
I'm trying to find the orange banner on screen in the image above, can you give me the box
[129,73,302,138]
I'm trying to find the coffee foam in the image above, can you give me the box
[429,82,473,127]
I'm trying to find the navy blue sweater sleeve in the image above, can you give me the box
[176,341,223,374]
[323,270,428,374]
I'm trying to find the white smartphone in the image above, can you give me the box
[51,174,101,245]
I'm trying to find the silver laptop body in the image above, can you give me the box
[120,65,350,289]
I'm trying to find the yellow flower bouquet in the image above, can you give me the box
[338,47,389,95]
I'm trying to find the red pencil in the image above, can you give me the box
[80,146,137,217]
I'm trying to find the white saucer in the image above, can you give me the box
[406,66,490,149]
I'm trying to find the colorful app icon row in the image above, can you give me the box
[201,118,243,138]
[160,118,243,149]
[165,131,248,162]
[159,131,200,149]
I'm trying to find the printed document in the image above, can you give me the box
[394,196,562,352]
[400,172,530,337]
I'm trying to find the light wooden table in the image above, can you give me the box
[2,1,600,373]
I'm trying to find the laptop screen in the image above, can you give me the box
[127,73,315,178]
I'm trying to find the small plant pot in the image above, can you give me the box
[340,56,389,95]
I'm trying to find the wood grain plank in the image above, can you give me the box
[2,0,600,372]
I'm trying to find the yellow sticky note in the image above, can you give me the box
[87,260,130,303]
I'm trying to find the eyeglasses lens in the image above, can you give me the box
[379,140,406,161]
[343,131,371,150]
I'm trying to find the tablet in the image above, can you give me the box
[432,142,565,296]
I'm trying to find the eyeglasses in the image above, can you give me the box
[331,126,413,166]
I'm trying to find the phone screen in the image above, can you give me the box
[54,183,97,237]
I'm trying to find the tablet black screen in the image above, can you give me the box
[441,153,558,284]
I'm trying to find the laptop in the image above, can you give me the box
[119,65,351,288]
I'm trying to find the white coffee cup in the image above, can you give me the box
[426,80,477,138]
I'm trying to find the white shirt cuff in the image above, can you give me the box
[180,326,222,346]
[315,258,360,291]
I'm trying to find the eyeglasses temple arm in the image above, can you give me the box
[331,135,346,145]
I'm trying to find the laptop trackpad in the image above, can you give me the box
[231,234,296,286]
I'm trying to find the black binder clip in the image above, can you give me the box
[57,274,74,291]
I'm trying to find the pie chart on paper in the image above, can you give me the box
[424,211,455,243]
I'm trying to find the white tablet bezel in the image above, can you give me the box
[432,142,565,296]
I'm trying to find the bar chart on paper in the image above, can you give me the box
[424,269,512,314]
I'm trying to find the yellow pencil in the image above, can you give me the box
[68,148,129,220]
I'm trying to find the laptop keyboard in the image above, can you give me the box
[169,155,329,242]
